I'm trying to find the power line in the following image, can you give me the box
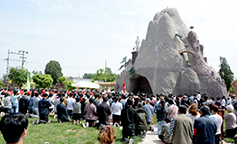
[5,49,29,77]
[19,50,28,69]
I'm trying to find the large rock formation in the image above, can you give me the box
[115,8,227,98]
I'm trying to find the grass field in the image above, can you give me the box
[0,116,142,144]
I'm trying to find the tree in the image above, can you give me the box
[32,74,53,89]
[93,67,118,82]
[57,76,69,89]
[0,79,5,87]
[105,67,112,74]
[83,73,94,79]
[93,69,106,82]
[32,70,42,75]
[45,60,63,84]
[8,67,31,88]
[219,56,234,91]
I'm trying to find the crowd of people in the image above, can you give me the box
[0,87,237,144]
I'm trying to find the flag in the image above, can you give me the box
[122,70,126,93]
[118,65,124,70]
[120,56,127,64]
[25,75,30,91]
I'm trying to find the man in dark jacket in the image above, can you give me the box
[19,93,29,115]
[57,97,69,122]
[194,106,217,144]
[36,93,52,124]
[136,103,148,138]
[97,97,111,126]
[121,98,138,144]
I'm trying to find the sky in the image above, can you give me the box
[0,0,236,79]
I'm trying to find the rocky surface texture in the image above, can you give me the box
[116,8,227,97]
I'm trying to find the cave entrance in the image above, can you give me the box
[130,75,153,94]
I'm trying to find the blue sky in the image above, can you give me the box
[0,0,236,78]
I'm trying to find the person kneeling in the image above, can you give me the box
[0,113,28,144]
[57,97,69,123]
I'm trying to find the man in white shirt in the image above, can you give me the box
[196,92,201,101]
[66,93,75,119]
[210,105,223,144]
[111,97,123,126]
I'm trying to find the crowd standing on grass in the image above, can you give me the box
[1,87,237,144]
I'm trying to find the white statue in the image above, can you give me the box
[135,36,140,51]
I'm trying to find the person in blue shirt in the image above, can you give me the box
[193,106,217,144]
[11,90,20,113]
[143,98,154,131]
[33,93,52,125]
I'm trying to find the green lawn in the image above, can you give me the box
[0,116,142,144]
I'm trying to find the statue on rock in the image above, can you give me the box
[134,36,140,51]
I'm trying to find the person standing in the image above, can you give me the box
[72,97,81,124]
[83,98,97,127]
[210,105,223,144]
[136,103,148,138]
[97,97,111,126]
[224,105,237,138]
[66,93,75,119]
[3,93,12,114]
[193,106,217,144]
[111,97,123,126]
[11,90,20,113]
[186,103,200,125]
[169,105,193,144]
[167,99,178,119]
[143,98,154,131]
[157,100,168,135]
[221,96,226,109]
[121,98,138,144]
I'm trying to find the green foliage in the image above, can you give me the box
[0,79,5,87]
[93,67,118,82]
[8,67,31,88]
[32,74,53,89]
[32,70,42,75]
[219,56,234,91]
[57,76,76,90]
[229,85,235,94]
[83,73,94,79]
[45,60,63,84]
[58,76,69,89]
[93,69,106,82]
[105,67,112,74]
[68,81,76,90]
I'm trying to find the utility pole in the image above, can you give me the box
[19,50,28,69]
[6,49,10,77]
[105,60,107,72]
[105,60,107,82]
[5,49,28,77]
